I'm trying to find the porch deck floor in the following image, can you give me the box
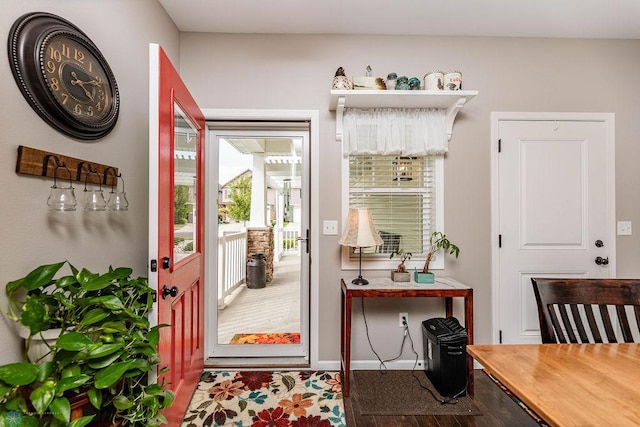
[217,254,301,344]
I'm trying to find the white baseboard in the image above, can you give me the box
[316,359,425,372]
[316,358,482,371]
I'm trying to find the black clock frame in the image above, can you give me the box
[8,12,120,140]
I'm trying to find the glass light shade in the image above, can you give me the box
[47,186,77,211]
[107,191,129,211]
[83,189,107,211]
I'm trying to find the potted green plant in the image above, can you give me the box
[389,250,412,282]
[0,261,174,426]
[414,232,460,284]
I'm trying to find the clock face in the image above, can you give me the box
[42,35,114,124]
[8,12,120,140]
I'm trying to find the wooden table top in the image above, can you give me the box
[342,276,471,291]
[467,344,640,427]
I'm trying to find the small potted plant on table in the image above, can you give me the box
[390,250,412,282]
[414,231,460,284]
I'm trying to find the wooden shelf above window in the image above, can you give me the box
[329,89,478,143]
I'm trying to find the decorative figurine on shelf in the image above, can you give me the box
[365,65,372,76]
[409,77,421,90]
[332,67,353,90]
[352,65,386,90]
[386,73,397,90]
[395,76,410,90]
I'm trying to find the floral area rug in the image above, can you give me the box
[229,332,301,344]
[182,371,346,426]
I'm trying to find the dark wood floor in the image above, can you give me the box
[343,369,540,427]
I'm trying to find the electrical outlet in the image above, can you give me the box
[399,312,408,328]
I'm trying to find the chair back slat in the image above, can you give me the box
[584,305,603,343]
[598,304,617,342]
[532,278,640,344]
[617,305,634,342]
[634,306,640,333]
[570,304,590,343]
[557,304,577,343]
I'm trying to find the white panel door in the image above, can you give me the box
[496,114,615,344]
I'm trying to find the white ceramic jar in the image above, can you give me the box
[443,70,462,90]
[423,71,444,90]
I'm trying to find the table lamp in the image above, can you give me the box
[338,207,384,285]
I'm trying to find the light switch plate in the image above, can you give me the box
[323,220,338,235]
[617,221,632,236]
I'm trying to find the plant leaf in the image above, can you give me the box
[79,271,117,291]
[95,361,134,389]
[87,386,102,409]
[79,308,110,326]
[89,296,125,311]
[111,267,133,279]
[50,396,70,423]
[20,297,49,335]
[87,343,124,359]
[37,362,54,382]
[112,394,133,410]
[87,351,124,369]
[68,416,96,427]
[6,261,66,293]
[56,375,90,394]
[30,381,56,414]
[0,363,39,385]
[57,332,93,351]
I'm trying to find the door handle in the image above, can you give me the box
[161,284,178,299]
[296,229,310,253]
[595,240,604,247]
[595,256,609,266]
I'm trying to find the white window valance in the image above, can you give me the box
[342,108,448,156]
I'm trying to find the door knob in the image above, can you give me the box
[161,284,178,299]
[595,256,609,266]
[595,240,604,248]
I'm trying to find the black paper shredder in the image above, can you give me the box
[422,317,468,397]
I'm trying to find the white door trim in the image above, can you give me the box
[491,111,616,344]
[201,108,320,368]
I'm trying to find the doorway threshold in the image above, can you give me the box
[205,357,310,370]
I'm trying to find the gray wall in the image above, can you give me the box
[179,33,640,363]
[2,1,640,369]
[0,0,179,364]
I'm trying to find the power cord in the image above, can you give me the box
[361,298,410,371]
[360,298,466,404]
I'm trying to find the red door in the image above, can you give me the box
[150,44,205,424]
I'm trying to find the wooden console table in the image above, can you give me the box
[340,277,474,397]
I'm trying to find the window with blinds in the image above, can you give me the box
[347,154,437,258]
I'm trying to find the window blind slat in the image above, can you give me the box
[349,155,436,256]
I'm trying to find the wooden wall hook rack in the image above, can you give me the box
[16,145,119,186]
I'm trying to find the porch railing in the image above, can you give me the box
[218,231,247,307]
[276,226,300,259]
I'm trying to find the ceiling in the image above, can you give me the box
[158,0,640,39]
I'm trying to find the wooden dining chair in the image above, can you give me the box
[531,278,640,343]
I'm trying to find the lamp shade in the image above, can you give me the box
[338,208,384,248]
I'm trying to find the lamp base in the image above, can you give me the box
[351,276,369,286]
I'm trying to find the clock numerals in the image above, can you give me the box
[46,60,56,74]
[73,47,84,64]
[49,77,60,92]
